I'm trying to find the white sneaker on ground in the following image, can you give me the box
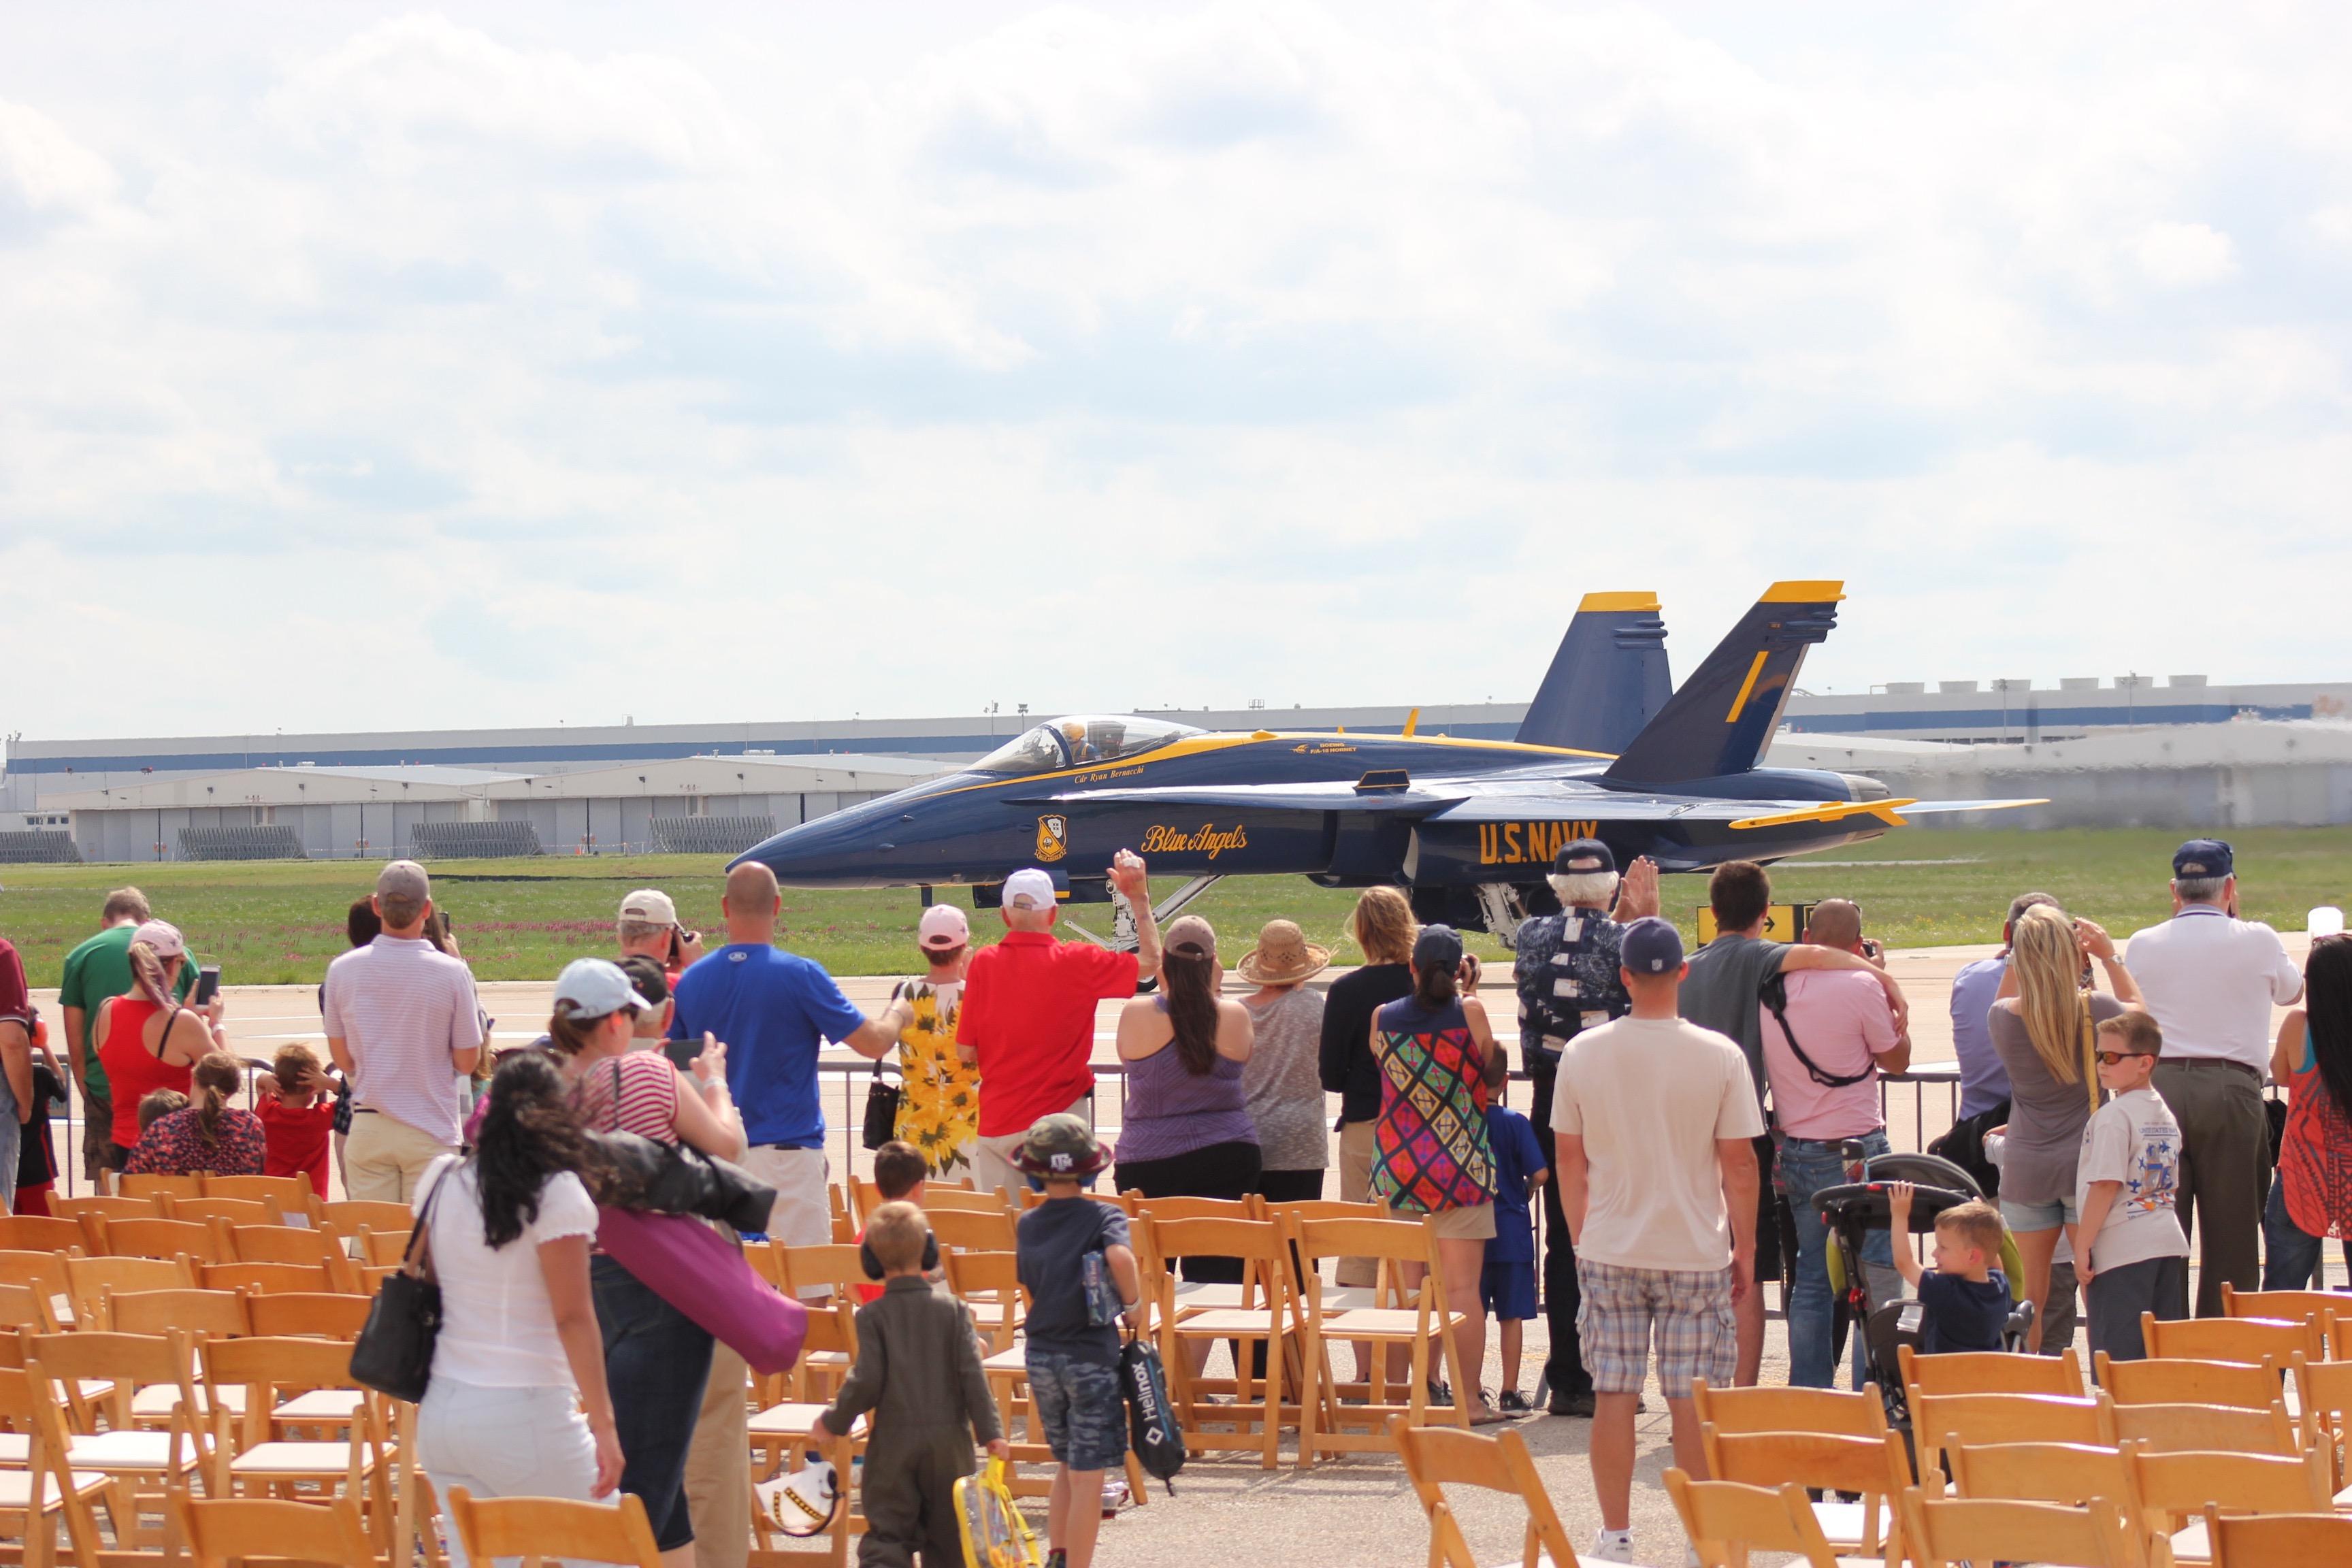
[1589,1529,1635,1563]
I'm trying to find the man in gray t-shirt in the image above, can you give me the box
[1677,861,1908,1385]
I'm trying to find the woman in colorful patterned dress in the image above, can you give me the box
[1369,923,1509,1422]
[2265,934,2352,1287]
[890,905,981,1177]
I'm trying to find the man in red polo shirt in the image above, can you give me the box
[959,852,1161,1195]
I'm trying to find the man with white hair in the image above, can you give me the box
[2125,839,2304,1316]
[617,887,704,982]
[1510,840,1659,1416]
[958,853,1161,1196]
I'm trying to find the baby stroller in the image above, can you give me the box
[1810,1149,2035,1437]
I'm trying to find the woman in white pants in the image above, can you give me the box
[416,1049,623,1567]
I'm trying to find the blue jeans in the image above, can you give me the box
[2261,1171,2352,1290]
[1782,1132,1892,1390]
[591,1254,715,1552]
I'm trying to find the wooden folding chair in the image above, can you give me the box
[1942,1439,2142,1514]
[201,1337,392,1546]
[924,1206,1017,1256]
[1691,1378,1891,1437]
[2129,1443,2333,1566]
[774,1243,868,1308]
[2288,1352,2352,1490]
[246,1294,370,1340]
[941,1250,1026,1355]
[348,1228,412,1267]
[1390,1418,1575,1568]
[1665,1471,1845,1568]
[56,1196,162,1235]
[1899,1489,2140,1568]
[231,1224,353,1278]
[827,1183,855,1245]
[174,1492,375,1568]
[204,1177,321,1228]
[908,1185,1016,1216]
[163,1199,280,1230]
[1152,1214,1298,1468]
[319,1201,414,1241]
[446,1486,665,1568]
[0,1218,93,1256]
[1899,1343,2086,1399]
[2217,1285,2345,1324]
[103,1290,255,1427]
[1134,1196,1260,1315]
[118,1175,207,1204]
[204,1262,343,1295]
[1912,1390,2114,1456]
[2097,1353,2281,1409]
[25,1328,225,1555]
[0,1253,76,1328]
[2200,1505,2352,1567]
[2142,1313,2323,1367]
[64,1254,195,1328]
[100,1217,237,1267]
[1699,1426,1912,1566]
[0,1365,112,1568]
[2097,1394,2302,1456]
[1291,1213,1471,1467]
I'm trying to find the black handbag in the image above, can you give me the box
[588,1062,778,1233]
[861,1057,901,1152]
[348,1164,448,1403]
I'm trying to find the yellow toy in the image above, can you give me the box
[956,1456,1041,1568]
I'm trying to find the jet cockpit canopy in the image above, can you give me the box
[970,715,1203,776]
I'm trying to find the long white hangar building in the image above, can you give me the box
[18,754,945,864]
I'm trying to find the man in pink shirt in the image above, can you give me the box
[1757,898,1910,1388]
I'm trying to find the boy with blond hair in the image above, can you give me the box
[2076,1009,2190,1362]
[1888,1186,2010,1354]
[820,1201,1004,1566]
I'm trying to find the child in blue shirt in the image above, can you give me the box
[1482,1088,1550,1413]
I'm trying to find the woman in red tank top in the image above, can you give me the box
[95,920,225,1153]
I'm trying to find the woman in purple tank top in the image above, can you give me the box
[1113,915,1260,1294]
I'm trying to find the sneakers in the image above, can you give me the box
[1548,1390,1597,1418]
[1589,1528,1635,1563]
[1498,1389,1533,1414]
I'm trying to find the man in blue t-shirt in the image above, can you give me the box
[669,861,907,1252]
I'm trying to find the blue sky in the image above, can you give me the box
[3,3,2347,739]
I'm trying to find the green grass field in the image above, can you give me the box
[3,828,2347,987]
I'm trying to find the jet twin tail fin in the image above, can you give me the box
[1601,581,1844,785]
[1514,591,1671,755]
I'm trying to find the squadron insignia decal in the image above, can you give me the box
[1034,814,1069,863]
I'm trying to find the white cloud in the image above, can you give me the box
[1,2,2349,740]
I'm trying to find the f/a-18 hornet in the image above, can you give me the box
[737,581,2036,943]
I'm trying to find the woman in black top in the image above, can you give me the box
[1318,887,1418,1295]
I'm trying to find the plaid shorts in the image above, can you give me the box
[1574,1257,1736,1397]
[1024,1346,1128,1472]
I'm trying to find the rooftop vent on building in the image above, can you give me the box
[1940,681,1978,694]
[1884,682,1926,696]
[2170,675,2208,688]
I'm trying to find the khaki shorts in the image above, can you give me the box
[1392,1200,1497,1242]
[1336,1120,1379,1287]
[970,1096,1092,1198]
[344,1111,457,1203]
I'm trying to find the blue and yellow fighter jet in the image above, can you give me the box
[736,582,2038,943]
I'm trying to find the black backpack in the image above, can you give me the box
[1118,1327,1186,1492]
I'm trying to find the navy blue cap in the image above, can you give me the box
[2173,839,2234,880]
[1412,924,1464,973]
[1553,838,1616,877]
[1620,916,1685,976]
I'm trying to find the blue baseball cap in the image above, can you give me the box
[2173,839,2234,880]
[1620,916,1685,976]
[1412,924,1464,972]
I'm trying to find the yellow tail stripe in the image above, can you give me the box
[1725,651,1770,724]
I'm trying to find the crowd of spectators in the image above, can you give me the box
[0,830,2340,1568]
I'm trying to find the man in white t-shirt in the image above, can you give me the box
[2124,840,2303,1316]
[1554,917,1764,1566]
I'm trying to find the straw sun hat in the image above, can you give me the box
[1235,919,1332,985]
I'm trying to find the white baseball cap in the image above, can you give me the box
[1003,869,1058,911]
[917,904,970,950]
[131,919,186,958]
[619,889,679,926]
[553,958,649,1017]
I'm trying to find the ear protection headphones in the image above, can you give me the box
[860,1230,941,1281]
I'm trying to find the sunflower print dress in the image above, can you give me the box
[889,977,979,1175]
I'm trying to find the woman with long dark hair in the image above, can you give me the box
[122,1053,265,1177]
[1111,915,1258,1275]
[1369,923,1507,1421]
[545,959,742,1568]
[415,1050,622,1568]
[2264,934,2352,1287]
